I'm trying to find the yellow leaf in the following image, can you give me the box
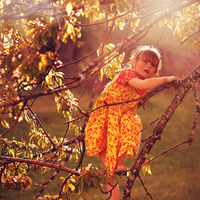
[67,23,74,35]
[142,163,152,176]
[118,52,125,62]
[119,23,125,30]
[87,0,99,8]
[97,48,100,57]
[9,149,15,157]
[135,0,141,5]
[41,56,48,66]
[99,68,104,82]
[147,165,152,175]
[126,171,130,177]
[143,153,149,159]
[107,43,115,50]
[66,2,73,16]
[68,183,75,191]
[77,41,84,49]
[39,61,45,72]
[131,19,140,31]
[1,174,6,183]
[90,67,98,75]
[142,165,147,176]
[70,178,76,183]
[1,119,10,129]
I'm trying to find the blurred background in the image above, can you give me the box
[1,1,200,199]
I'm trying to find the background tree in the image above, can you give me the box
[0,0,200,199]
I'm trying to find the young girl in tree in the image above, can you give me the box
[84,45,178,200]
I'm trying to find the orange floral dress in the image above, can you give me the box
[85,69,149,172]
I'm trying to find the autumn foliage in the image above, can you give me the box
[0,0,200,199]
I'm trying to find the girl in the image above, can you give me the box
[84,45,178,200]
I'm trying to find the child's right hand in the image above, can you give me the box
[166,76,179,83]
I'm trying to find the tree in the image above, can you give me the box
[0,0,200,199]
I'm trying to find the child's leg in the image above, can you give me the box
[99,148,108,170]
[99,149,119,200]
[116,152,129,170]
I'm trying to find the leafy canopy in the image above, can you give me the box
[0,0,200,199]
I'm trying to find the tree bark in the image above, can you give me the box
[123,63,200,200]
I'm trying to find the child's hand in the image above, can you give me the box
[166,76,179,83]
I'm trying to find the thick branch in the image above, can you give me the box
[123,63,200,200]
[0,156,81,176]
[34,148,73,199]
[189,85,200,144]
[0,0,197,111]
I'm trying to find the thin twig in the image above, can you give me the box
[107,9,117,38]
[76,1,177,28]
[59,47,99,69]
[59,140,82,198]
[0,71,86,109]
[100,4,109,53]
[123,63,200,199]
[138,174,153,200]
[82,73,99,131]
[118,0,134,53]
[166,31,200,55]
[0,102,26,138]
[106,182,118,200]
[34,149,72,199]
[139,117,161,136]
[155,17,171,46]
[26,103,56,148]
[144,140,190,165]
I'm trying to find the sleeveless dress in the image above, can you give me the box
[84,69,149,172]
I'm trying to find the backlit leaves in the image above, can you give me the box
[55,89,78,124]
[87,0,100,8]
[97,43,125,80]
[59,164,118,199]
[0,138,35,191]
[1,174,32,191]
[142,154,152,176]
[108,11,140,32]
[156,2,200,54]
[0,0,200,199]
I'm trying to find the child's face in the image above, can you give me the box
[133,59,156,79]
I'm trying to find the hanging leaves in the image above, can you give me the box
[1,175,32,191]
[0,0,200,199]
[97,43,125,81]
[156,3,200,54]
[142,154,153,176]
[59,164,115,199]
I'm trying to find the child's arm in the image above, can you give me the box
[128,76,178,90]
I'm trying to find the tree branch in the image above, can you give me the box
[189,85,200,145]
[138,174,153,200]
[34,148,73,199]
[123,63,200,200]
[26,103,56,148]
[0,156,81,176]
